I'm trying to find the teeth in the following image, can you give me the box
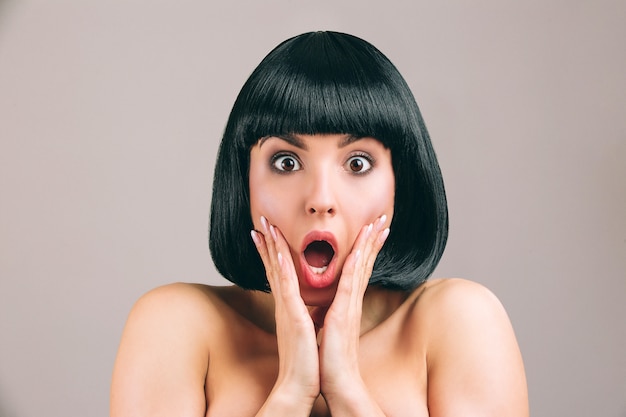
[310,266,328,274]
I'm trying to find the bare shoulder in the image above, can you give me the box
[413,278,507,320]
[410,278,529,417]
[126,282,227,327]
[110,283,236,417]
[118,283,233,351]
[405,278,511,336]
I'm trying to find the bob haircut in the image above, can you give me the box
[209,31,448,291]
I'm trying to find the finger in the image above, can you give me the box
[358,215,387,261]
[360,215,390,277]
[269,225,299,294]
[334,215,391,310]
[250,217,288,297]
[330,223,371,318]
[250,228,282,294]
[260,216,280,267]
[354,215,390,279]
[256,216,292,293]
[253,220,309,319]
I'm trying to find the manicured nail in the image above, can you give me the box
[270,225,278,241]
[260,216,269,232]
[277,252,283,266]
[366,223,373,237]
[379,228,390,244]
[377,214,387,230]
[250,230,260,246]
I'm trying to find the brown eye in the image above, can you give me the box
[281,158,295,171]
[350,158,364,172]
[346,155,372,174]
[272,154,301,172]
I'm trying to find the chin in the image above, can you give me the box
[299,284,338,307]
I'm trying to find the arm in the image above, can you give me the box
[110,284,210,417]
[425,279,529,417]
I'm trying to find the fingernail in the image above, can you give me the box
[250,230,260,246]
[379,228,390,244]
[277,252,283,266]
[377,214,387,230]
[260,216,269,232]
[270,225,278,241]
[366,223,373,237]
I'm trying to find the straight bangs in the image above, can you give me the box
[228,32,413,148]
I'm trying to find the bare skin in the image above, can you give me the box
[110,279,528,416]
[110,134,529,416]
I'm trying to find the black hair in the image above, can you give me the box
[209,31,448,291]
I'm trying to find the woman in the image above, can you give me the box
[111,31,528,416]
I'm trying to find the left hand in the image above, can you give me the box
[315,215,390,400]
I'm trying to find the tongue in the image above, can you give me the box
[304,241,334,268]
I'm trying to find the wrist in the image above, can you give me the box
[256,383,317,417]
[322,378,385,417]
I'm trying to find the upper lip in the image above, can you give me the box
[300,230,338,256]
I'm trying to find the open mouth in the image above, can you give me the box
[303,240,335,274]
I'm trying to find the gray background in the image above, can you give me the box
[1,0,624,416]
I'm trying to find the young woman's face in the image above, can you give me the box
[249,134,395,306]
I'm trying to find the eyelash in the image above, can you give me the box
[270,152,302,174]
[269,151,376,175]
[346,152,375,175]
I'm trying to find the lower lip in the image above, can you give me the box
[299,255,337,289]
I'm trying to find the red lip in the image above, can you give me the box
[299,231,338,289]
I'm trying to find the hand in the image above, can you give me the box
[251,217,320,412]
[251,214,390,416]
[316,215,390,401]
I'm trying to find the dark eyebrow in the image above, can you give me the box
[258,134,365,149]
[259,134,308,150]
[338,134,363,148]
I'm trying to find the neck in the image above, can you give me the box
[247,285,409,336]
[356,285,410,335]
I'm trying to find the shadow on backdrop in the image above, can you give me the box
[0,0,17,29]
[0,393,19,417]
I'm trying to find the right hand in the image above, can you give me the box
[251,216,320,411]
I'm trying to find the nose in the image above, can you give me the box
[305,170,336,216]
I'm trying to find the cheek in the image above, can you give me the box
[382,177,395,216]
[249,165,268,228]
[344,175,395,228]
[251,190,276,217]
[376,166,396,221]
[249,178,297,229]
[365,187,394,222]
